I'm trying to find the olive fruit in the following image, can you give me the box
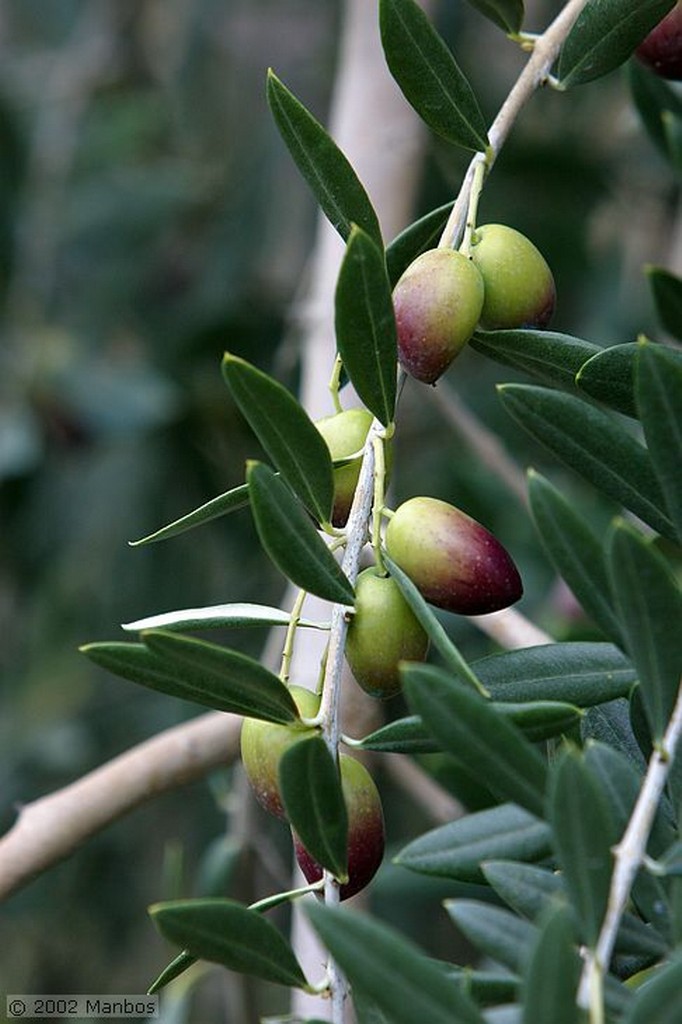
[636,3,682,79]
[240,685,320,819]
[392,248,484,384]
[470,224,556,330]
[294,754,385,900]
[316,408,392,527]
[345,567,429,699]
[385,496,523,615]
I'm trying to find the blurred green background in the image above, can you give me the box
[0,0,677,1020]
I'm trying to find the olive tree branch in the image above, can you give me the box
[578,679,682,1018]
[439,0,591,250]
[0,712,241,901]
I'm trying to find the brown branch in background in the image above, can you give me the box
[430,383,529,509]
[0,712,241,901]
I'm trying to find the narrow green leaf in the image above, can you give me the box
[385,554,487,694]
[463,0,524,34]
[122,602,328,633]
[629,61,682,159]
[482,861,563,922]
[306,903,485,1024]
[582,700,648,773]
[222,354,333,523]
[386,202,454,287]
[475,639,636,707]
[395,803,552,883]
[448,968,519,1006]
[404,665,547,817]
[584,742,676,859]
[606,521,682,741]
[279,736,348,882]
[379,0,489,152]
[470,329,599,391]
[528,471,625,645]
[81,636,299,723]
[148,951,196,994]
[359,699,580,754]
[646,265,682,341]
[576,342,638,417]
[548,749,619,947]
[637,342,682,543]
[129,484,249,546]
[500,385,675,541]
[521,906,581,1024]
[446,900,535,975]
[266,70,381,246]
[359,715,439,754]
[623,957,682,1024]
[335,226,397,427]
[656,839,682,875]
[150,898,308,988]
[247,462,354,606]
[558,0,676,88]
[662,109,682,173]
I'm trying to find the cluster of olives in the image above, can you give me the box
[240,686,385,900]
[393,223,556,384]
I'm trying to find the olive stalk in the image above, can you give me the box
[578,679,682,1020]
[439,0,591,251]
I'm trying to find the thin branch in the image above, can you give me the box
[468,606,552,649]
[578,680,682,1016]
[439,0,591,250]
[430,383,529,509]
[0,712,241,901]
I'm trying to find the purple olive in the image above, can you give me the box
[393,248,484,384]
[385,496,523,615]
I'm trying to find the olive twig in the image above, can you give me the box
[279,588,308,684]
[328,355,344,414]
[578,678,682,1020]
[371,435,388,574]
[439,0,591,250]
[457,157,486,258]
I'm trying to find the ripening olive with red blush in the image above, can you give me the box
[240,686,320,819]
[636,2,682,80]
[393,248,484,384]
[293,754,385,900]
[385,496,523,615]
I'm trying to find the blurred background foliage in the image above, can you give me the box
[0,0,678,1020]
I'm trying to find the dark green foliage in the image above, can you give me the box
[247,462,355,604]
[558,0,676,87]
[279,737,349,882]
[335,226,397,426]
[379,0,489,152]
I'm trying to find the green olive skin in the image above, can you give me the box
[393,248,484,384]
[294,754,385,900]
[345,567,429,699]
[316,409,392,527]
[385,496,523,616]
[240,686,320,819]
[470,224,556,330]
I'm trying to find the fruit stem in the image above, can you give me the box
[279,588,307,684]
[328,355,344,414]
[457,157,486,258]
[371,435,388,574]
